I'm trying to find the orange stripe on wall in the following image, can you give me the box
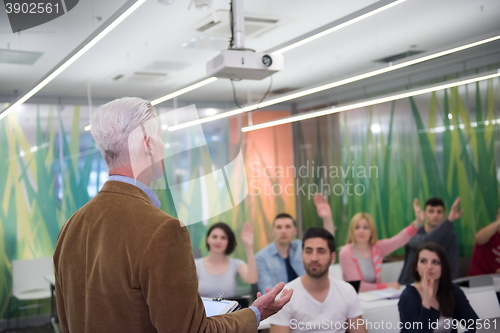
[230,110,296,250]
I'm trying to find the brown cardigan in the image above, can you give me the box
[54,181,257,333]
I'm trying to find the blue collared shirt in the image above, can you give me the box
[108,175,161,209]
[255,239,305,294]
[107,175,261,325]
[249,306,261,326]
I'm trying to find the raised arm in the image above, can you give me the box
[375,199,421,256]
[238,222,258,284]
[314,193,335,236]
[377,225,419,257]
[475,209,500,245]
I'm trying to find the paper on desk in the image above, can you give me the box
[358,288,402,302]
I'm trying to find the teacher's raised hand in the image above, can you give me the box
[252,282,293,320]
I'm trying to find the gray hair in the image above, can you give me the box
[91,97,157,170]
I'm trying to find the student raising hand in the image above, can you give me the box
[447,197,464,222]
[240,222,254,248]
[314,193,335,236]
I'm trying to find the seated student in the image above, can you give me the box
[195,222,258,298]
[399,197,462,285]
[468,208,500,276]
[256,193,335,294]
[398,242,478,333]
[270,228,368,333]
[339,212,421,292]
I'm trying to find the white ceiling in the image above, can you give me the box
[1,0,500,111]
[0,0,127,94]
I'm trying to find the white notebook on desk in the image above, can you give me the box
[358,288,402,302]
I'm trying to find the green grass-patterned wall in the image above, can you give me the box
[0,78,498,320]
[0,105,99,321]
[297,80,500,258]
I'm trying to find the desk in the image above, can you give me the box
[360,285,500,333]
[258,284,500,332]
[454,273,500,290]
[258,291,401,331]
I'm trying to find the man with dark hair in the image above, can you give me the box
[256,193,335,294]
[270,228,367,333]
[398,197,463,285]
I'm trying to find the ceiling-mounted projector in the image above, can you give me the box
[207,50,284,80]
[205,0,284,80]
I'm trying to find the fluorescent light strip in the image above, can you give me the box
[260,35,500,107]
[275,0,407,54]
[168,104,250,131]
[0,0,147,122]
[84,77,217,130]
[167,34,500,132]
[241,71,500,132]
[150,77,218,106]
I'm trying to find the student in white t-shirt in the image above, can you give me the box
[269,227,367,333]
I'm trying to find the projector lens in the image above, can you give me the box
[262,55,273,67]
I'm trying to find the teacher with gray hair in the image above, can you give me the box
[53,97,292,333]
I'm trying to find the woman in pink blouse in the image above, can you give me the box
[339,208,422,292]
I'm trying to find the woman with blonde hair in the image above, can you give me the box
[339,208,422,292]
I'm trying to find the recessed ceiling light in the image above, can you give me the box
[205,108,217,115]
[370,124,381,133]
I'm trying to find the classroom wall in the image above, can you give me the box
[296,80,500,257]
[0,78,499,320]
